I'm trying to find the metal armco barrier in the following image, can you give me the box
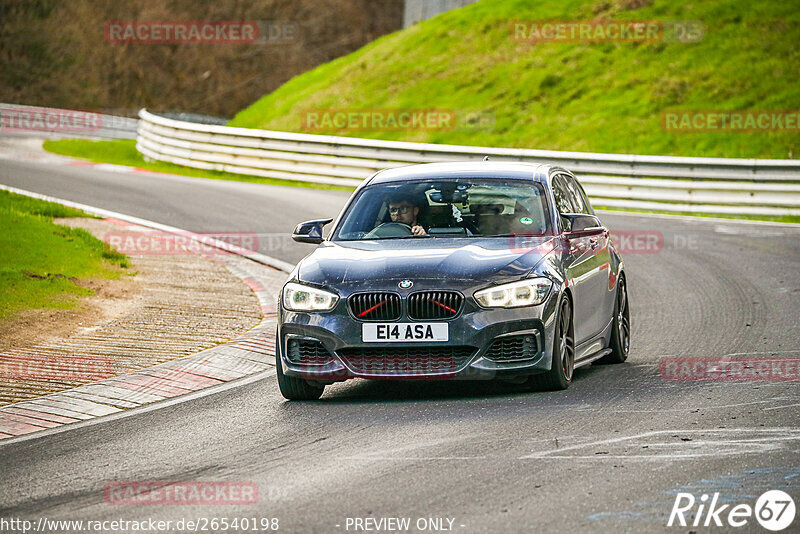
[0,103,138,140]
[137,109,800,216]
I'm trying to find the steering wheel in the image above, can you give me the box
[364,222,414,238]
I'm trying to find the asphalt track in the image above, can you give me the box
[1,156,799,533]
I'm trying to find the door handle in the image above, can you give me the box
[589,237,599,249]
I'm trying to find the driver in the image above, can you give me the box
[388,195,427,235]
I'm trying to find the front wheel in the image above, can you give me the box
[276,357,325,400]
[527,297,574,391]
[599,277,630,364]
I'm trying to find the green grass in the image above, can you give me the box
[0,190,130,321]
[43,139,355,192]
[596,206,800,224]
[1,192,92,220]
[230,0,800,159]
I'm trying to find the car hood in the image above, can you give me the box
[296,237,558,291]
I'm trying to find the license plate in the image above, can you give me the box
[362,323,449,343]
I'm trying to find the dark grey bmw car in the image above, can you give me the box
[276,162,630,400]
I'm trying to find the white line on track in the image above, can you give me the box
[572,397,794,413]
[519,428,800,461]
[0,184,295,272]
[762,402,800,411]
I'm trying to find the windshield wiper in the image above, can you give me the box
[365,234,432,240]
[481,233,541,238]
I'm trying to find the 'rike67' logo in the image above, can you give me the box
[668,490,796,531]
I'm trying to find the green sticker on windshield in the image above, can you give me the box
[520,217,533,225]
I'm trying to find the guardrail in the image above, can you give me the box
[1,103,138,140]
[137,109,800,216]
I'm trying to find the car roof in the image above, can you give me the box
[365,162,567,186]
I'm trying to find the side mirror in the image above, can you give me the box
[292,218,333,244]
[562,214,605,238]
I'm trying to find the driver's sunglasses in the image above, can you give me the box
[388,205,412,214]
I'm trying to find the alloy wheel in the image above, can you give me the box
[617,282,630,356]
[558,298,575,381]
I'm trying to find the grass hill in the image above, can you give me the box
[229,0,800,159]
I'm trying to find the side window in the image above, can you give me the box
[574,179,595,215]
[563,174,591,215]
[551,175,575,215]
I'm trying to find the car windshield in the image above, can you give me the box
[333,178,551,241]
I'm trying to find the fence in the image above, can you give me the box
[135,108,800,216]
[0,103,137,140]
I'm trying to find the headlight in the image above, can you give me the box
[283,282,339,311]
[474,278,552,308]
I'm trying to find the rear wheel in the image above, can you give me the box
[599,277,630,364]
[276,357,325,400]
[528,297,574,391]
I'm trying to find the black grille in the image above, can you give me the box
[407,291,463,320]
[349,293,401,321]
[286,338,334,366]
[338,346,476,376]
[484,334,539,362]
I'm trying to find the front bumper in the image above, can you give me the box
[278,289,561,381]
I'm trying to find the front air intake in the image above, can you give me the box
[348,292,402,321]
[484,334,539,362]
[286,338,334,366]
[407,291,463,320]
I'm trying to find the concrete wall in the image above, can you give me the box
[403,0,479,28]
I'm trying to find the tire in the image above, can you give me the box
[528,297,574,391]
[276,356,325,400]
[598,277,630,364]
